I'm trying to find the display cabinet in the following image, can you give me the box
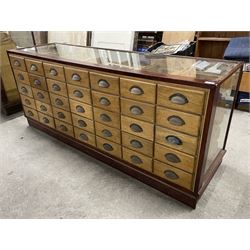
[7,43,243,208]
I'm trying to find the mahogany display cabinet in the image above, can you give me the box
[7,43,243,208]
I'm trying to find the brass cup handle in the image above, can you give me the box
[98,79,109,88]
[72,73,81,81]
[24,99,31,105]
[52,84,61,91]
[27,110,33,117]
[18,74,24,81]
[14,60,21,67]
[50,68,58,76]
[78,120,87,127]
[167,115,185,126]
[76,105,85,113]
[102,129,112,137]
[130,105,143,115]
[99,97,110,106]
[73,90,83,98]
[130,139,143,148]
[164,170,179,180]
[100,114,111,122]
[59,124,68,131]
[131,155,143,164]
[165,135,182,145]
[169,93,188,105]
[37,92,44,99]
[103,143,113,151]
[57,112,65,119]
[129,86,144,95]
[130,123,143,133]
[30,64,38,71]
[79,133,88,141]
[40,105,47,111]
[165,153,181,163]
[55,98,63,106]
[43,117,49,124]
[34,79,41,86]
[21,86,28,93]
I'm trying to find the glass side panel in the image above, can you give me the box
[204,69,241,174]
[18,43,241,84]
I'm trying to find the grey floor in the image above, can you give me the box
[0,110,249,218]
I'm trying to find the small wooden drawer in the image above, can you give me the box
[29,74,48,91]
[64,66,89,88]
[74,127,96,147]
[69,99,93,119]
[120,78,156,104]
[14,70,30,85]
[93,107,120,129]
[157,84,206,115]
[52,107,72,124]
[55,119,74,137]
[155,126,198,156]
[35,100,53,116]
[122,147,152,172]
[43,62,65,82]
[32,88,50,104]
[72,114,94,133]
[47,79,68,97]
[23,106,39,121]
[25,58,44,76]
[96,136,122,158]
[17,83,33,98]
[154,143,195,174]
[90,72,119,95]
[9,55,26,71]
[50,93,70,111]
[120,98,155,123]
[38,112,55,128]
[92,91,120,112]
[67,84,91,104]
[122,132,153,157]
[156,107,201,137]
[153,160,193,190]
[121,115,154,141]
[20,94,36,109]
[95,122,121,144]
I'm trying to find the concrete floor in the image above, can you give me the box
[0,110,249,218]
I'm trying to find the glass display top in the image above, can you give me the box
[17,43,241,84]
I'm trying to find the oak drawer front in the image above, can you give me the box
[14,70,30,85]
[93,107,120,129]
[95,122,121,144]
[9,55,26,71]
[23,106,39,121]
[70,99,93,119]
[120,78,156,104]
[38,112,55,128]
[122,132,153,157]
[50,93,70,111]
[153,160,193,190]
[52,107,72,124]
[43,62,65,82]
[74,127,96,147]
[25,59,44,76]
[47,79,68,97]
[156,107,201,136]
[67,84,91,104]
[35,100,53,116]
[32,88,50,104]
[64,66,89,88]
[96,136,121,158]
[122,147,152,172]
[90,72,119,95]
[154,143,195,174]
[92,91,120,112]
[72,114,94,133]
[55,119,74,137]
[121,116,154,141]
[155,126,198,156]
[157,84,205,115]
[20,94,36,109]
[120,98,155,123]
[17,83,33,98]
[29,74,48,91]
